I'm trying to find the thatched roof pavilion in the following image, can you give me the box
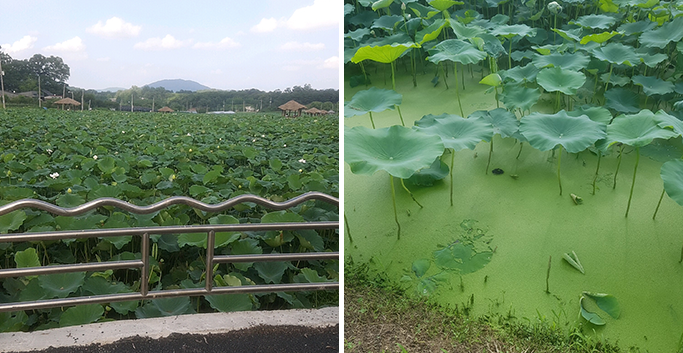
[278,100,306,117]
[53,97,81,110]
[304,107,326,116]
[158,106,174,113]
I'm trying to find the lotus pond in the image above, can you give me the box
[344,0,683,351]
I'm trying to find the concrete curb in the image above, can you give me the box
[0,307,339,352]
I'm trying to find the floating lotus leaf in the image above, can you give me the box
[580,296,606,325]
[501,63,539,84]
[417,19,447,44]
[470,108,520,138]
[427,39,487,65]
[372,15,402,31]
[406,157,449,187]
[434,243,492,274]
[536,67,586,96]
[571,14,618,29]
[520,111,607,153]
[532,52,590,71]
[661,159,683,206]
[580,31,621,45]
[449,19,486,39]
[429,0,463,11]
[639,17,683,48]
[653,109,683,136]
[617,20,657,35]
[567,105,613,124]
[606,109,678,148]
[604,88,640,113]
[583,292,621,319]
[490,24,536,38]
[591,43,639,66]
[413,113,494,151]
[412,259,431,278]
[345,125,445,179]
[500,84,541,112]
[344,87,402,117]
[631,75,675,96]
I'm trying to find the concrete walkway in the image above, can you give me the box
[0,307,338,352]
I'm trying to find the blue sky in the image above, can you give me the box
[1,0,339,91]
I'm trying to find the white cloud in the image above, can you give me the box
[1,35,37,54]
[193,37,240,49]
[280,41,325,51]
[282,65,301,72]
[97,57,110,62]
[44,37,85,52]
[251,18,278,33]
[134,35,191,50]
[321,56,339,69]
[87,17,141,38]
[287,0,338,30]
[211,69,223,74]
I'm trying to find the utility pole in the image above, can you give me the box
[38,75,41,108]
[0,52,5,110]
[81,90,84,111]
[152,97,155,112]
[131,93,134,112]
[242,99,245,112]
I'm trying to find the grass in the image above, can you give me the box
[344,260,627,353]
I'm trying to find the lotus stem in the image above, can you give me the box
[592,152,601,195]
[440,63,449,89]
[344,214,353,243]
[450,149,455,207]
[557,145,563,196]
[508,37,513,69]
[396,105,405,126]
[545,255,552,294]
[625,147,640,218]
[390,61,396,91]
[368,112,376,129]
[359,61,369,86]
[486,137,493,174]
[390,175,401,239]
[517,141,524,159]
[400,178,423,208]
[454,62,465,117]
[679,243,683,263]
[494,86,500,108]
[555,91,561,113]
[653,188,665,220]
[613,145,625,189]
[604,63,613,93]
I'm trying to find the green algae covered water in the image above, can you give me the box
[344,72,683,352]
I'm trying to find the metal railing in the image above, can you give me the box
[0,192,339,313]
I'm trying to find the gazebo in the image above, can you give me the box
[304,107,325,116]
[278,100,306,117]
[158,106,174,113]
[53,97,81,110]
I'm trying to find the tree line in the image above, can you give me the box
[0,51,338,112]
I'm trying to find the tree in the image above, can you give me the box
[27,54,70,93]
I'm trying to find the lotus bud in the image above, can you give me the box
[401,2,406,11]
[548,1,562,14]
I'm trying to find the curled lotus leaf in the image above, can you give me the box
[520,110,607,153]
[413,113,494,151]
[580,31,621,45]
[567,105,612,125]
[653,109,683,136]
[661,159,683,207]
[606,109,678,148]
[345,125,445,179]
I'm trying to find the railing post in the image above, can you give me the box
[205,230,215,292]
[141,233,149,297]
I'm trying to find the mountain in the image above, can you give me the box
[98,87,126,93]
[145,79,211,92]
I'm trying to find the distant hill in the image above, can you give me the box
[98,87,126,93]
[145,79,211,92]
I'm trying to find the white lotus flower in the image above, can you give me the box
[49,172,59,179]
[298,158,306,163]
[93,155,98,160]
[548,1,562,13]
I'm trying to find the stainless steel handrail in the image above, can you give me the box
[0,192,339,313]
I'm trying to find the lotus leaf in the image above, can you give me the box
[532,52,590,71]
[520,111,606,153]
[580,31,621,45]
[469,108,519,138]
[136,297,194,318]
[617,20,657,35]
[580,296,606,325]
[59,304,103,327]
[571,14,618,29]
[372,0,394,11]
[413,114,494,151]
[205,293,253,312]
[637,51,668,68]
[0,210,26,234]
[501,63,540,84]
[600,73,630,87]
[567,105,613,124]
[661,159,683,206]
[427,39,488,65]
[429,0,463,11]
[344,88,402,117]
[372,15,403,31]
[631,75,674,96]
[412,258,431,278]
[14,247,40,269]
[583,292,621,319]
[553,28,582,42]
[639,17,683,48]
[417,19,447,44]
[606,109,678,148]
[604,88,641,113]
[352,39,418,64]
[536,67,586,96]
[344,3,355,16]
[590,43,639,66]
[654,110,683,136]
[434,243,492,274]
[345,125,445,179]
[501,84,541,112]
[449,18,486,39]
[480,73,502,87]
[39,272,86,298]
[490,24,536,38]
[406,157,449,186]
[407,2,440,19]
